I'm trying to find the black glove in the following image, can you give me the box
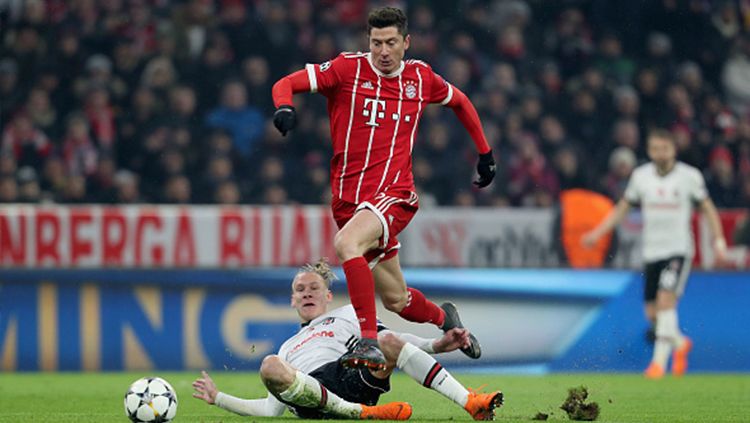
[473,150,496,188]
[273,105,296,136]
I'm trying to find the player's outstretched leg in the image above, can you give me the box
[387,336,502,421]
[262,358,359,418]
[263,358,406,419]
[340,256,386,370]
[440,302,482,359]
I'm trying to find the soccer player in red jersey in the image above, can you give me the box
[271,7,496,370]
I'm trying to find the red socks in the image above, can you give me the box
[343,258,446,337]
[398,288,445,327]
[342,257,378,339]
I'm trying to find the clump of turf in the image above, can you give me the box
[532,411,549,420]
[560,386,600,421]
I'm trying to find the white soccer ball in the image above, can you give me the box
[124,377,178,423]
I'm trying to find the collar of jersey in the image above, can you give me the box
[366,53,405,78]
[652,161,678,177]
[300,312,324,328]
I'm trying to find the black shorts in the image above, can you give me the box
[289,360,390,419]
[643,256,691,302]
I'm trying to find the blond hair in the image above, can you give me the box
[294,258,338,289]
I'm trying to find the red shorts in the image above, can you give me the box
[331,190,419,265]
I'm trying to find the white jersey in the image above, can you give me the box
[277,305,360,373]
[623,161,708,262]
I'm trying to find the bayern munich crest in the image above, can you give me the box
[404,80,418,99]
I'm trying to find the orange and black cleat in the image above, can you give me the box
[644,362,665,379]
[464,388,504,421]
[360,401,412,420]
[671,337,693,376]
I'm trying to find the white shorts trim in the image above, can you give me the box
[356,201,389,249]
[675,255,692,297]
[366,242,401,269]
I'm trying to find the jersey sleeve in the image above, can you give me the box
[344,313,364,338]
[305,54,347,96]
[277,338,291,361]
[689,168,709,202]
[623,172,641,205]
[426,69,454,105]
[214,392,287,417]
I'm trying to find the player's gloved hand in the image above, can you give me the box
[273,105,296,136]
[473,150,496,188]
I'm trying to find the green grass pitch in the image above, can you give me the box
[0,372,747,422]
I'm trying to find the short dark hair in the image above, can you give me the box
[648,128,675,144]
[367,7,408,36]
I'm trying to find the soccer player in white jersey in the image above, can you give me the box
[192,259,503,420]
[582,129,727,379]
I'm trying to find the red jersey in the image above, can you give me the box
[305,52,454,204]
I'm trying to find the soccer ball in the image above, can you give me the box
[124,377,178,423]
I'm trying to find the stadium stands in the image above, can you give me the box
[1,0,749,207]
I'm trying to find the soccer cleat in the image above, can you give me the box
[360,401,413,420]
[464,388,504,421]
[644,362,665,379]
[340,337,387,371]
[671,337,693,376]
[440,302,482,359]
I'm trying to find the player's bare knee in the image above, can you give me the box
[259,355,293,388]
[656,291,677,310]
[378,332,405,362]
[259,355,281,379]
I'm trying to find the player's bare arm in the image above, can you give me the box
[193,369,289,417]
[382,327,471,356]
[582,198,632,247]
[699,197,728,262]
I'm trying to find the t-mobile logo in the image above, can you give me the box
[362,98,386,126]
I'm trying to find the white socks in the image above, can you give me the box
[278,370,361,418]
[652,308,685,367]
[397,342,469,407]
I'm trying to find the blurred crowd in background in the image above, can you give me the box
[1,0,750,208]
